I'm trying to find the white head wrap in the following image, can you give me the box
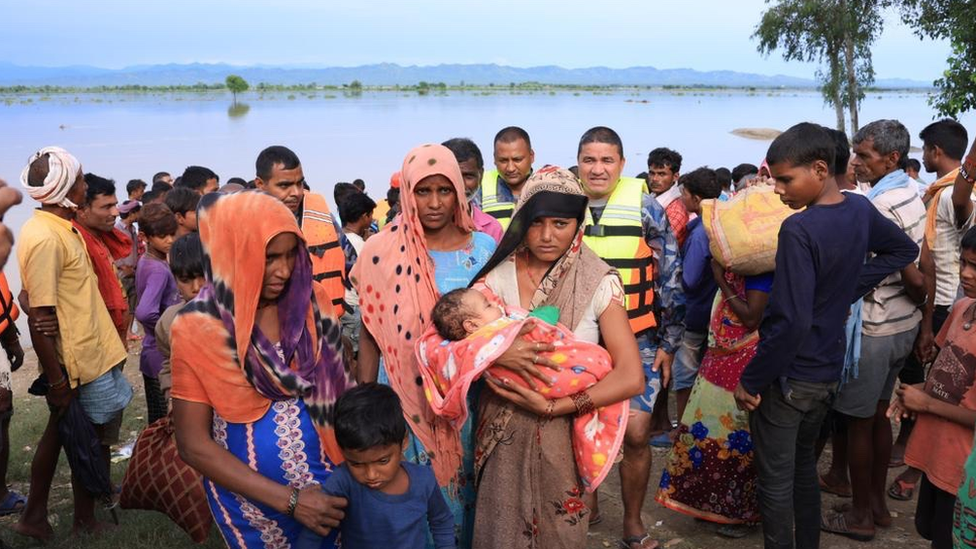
[20,146,82,209]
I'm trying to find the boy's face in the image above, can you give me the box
[175,274,205,301]
[462,290,504,335]
[145,233,175,255]
[960,249,976,299]
[176,210,198,232]
[768,159,829,210]
[679,186,700,214]
[342,442,404,492]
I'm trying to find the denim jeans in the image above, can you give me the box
[750,378,837,549]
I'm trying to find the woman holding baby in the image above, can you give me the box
[459,166,643,548]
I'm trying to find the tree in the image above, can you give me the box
[897,0,976,116]
[225,75,249,104]
[754,0,883,134]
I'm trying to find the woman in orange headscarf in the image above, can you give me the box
[171,191,354,547]
[353,144,497,547]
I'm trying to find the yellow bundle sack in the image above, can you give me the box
[701,185,798,276]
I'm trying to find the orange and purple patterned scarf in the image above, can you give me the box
[179,191,354,463]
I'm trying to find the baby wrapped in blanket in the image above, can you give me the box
[416,287,627,492]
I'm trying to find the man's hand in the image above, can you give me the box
[29,308,59,339]
[733,383,761,411]
[653,348,674,390]
[914,328,937,364]
[45,380,72,410]
[0,178,21,270]
[2,339,24,371]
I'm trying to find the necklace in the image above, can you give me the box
[964,302,976,330]
[519,251,549,288]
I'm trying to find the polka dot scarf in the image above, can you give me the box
[351,144,475,486]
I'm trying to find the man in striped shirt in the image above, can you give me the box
[826,120,926,540]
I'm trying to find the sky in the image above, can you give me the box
[0,0,951,81]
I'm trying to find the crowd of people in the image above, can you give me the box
[1,117,975,549]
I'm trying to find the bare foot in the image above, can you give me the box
[11,519,54,542]
[72,520,117,537]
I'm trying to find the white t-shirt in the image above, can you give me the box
[344,232,366,307]
[931,186,976,306]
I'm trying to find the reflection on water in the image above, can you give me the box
[0,89,973,303]
[227,102,250,118]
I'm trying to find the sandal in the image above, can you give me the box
[619,534,660,549]
[818,474,852,498]
[716,524,752,539]
[649,433,672,448]
[887,478,916,501]
[0,490,26,516]
[820,509,875,542]
[831,502,892,528]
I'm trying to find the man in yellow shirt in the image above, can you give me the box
[14,147,131,541]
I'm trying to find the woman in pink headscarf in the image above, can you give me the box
[352,144,498,547]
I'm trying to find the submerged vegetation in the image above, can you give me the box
[0,79,931,107]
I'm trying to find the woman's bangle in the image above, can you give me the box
[570,391,595,417]
[724,294,740,303]
[286,487,300,517]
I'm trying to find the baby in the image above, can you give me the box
[431,288,507,341]
[422,287,627,492]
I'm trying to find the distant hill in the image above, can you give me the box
[0,62,933,89]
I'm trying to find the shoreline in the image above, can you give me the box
[0,85,935,107]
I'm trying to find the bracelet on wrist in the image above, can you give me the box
[286,487,300,517]
[962,157,976,184]
[569,391,596,417]
[49,375,68,390]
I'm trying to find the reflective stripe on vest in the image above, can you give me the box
[480,170,514,230]
[582,177,657,334]
[302,192,346,318]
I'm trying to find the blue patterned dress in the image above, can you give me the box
[206,397,340,549]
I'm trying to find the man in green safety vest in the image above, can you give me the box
[577,127,684,549]
[478,126,535,229]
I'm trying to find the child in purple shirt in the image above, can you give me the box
[134,203,181,424]
[297,383,455,549]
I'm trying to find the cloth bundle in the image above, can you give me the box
[416,302,627,492]
[701,185,798,275]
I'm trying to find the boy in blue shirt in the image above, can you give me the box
[733,123,919,549]
[299,383,455,549]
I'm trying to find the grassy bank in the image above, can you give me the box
[0,353,223,548]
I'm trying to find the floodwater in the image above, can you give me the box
[0,88,972,297]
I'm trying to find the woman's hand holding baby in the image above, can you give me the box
[492,319,560,390]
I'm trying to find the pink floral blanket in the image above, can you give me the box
[415,307,627,492]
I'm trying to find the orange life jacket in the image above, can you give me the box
[0,274,20,336]
[301,193,346,318]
